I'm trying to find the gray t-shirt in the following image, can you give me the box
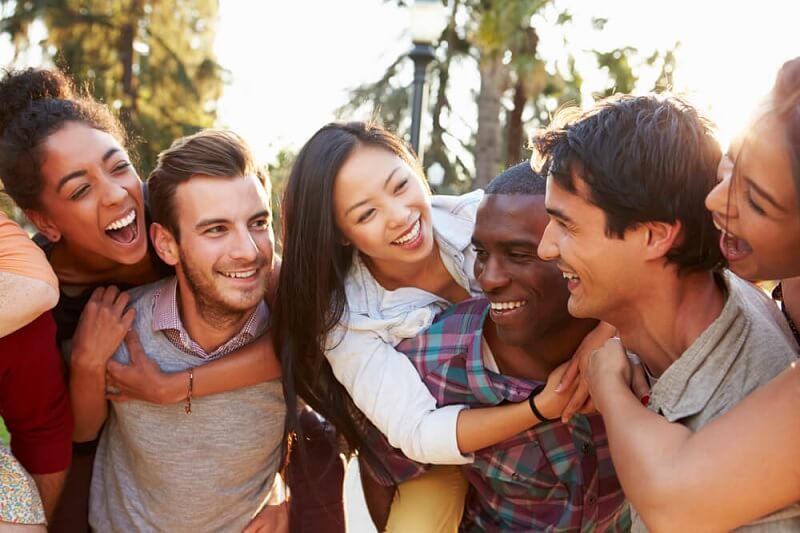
[89,280,286,533]
[631,272,800,532]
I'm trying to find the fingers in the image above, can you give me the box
[561,379,591,423]
[631,362,651,402]
[556,355,581,393]
[124,329,144,362]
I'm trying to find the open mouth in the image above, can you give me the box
[719,231,752,262]
[489,299,527,319]
[561,270,580,291]
[391,218,423,248]
[104,210,139,244]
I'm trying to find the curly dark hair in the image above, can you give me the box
[0,68,128,210]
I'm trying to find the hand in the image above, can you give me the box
[533,361,579,421]
[106,331,178,404]
[556,321,616,422]
[71,286,135,372]
[585,337,634,413]
[241,501,289,533]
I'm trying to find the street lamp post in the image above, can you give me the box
[408,0,445,158]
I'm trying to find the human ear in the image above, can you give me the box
[150,223,179,266]
[25,209,61,242]
[642,221,682,261]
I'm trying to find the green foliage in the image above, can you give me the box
[1,0,226,176]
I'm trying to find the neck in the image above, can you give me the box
[780,276,800,327]
[51,240,158,288]
[484,316,598,382]
[615,270,724,377]
[175,278,253,354]
[364,242,444,290]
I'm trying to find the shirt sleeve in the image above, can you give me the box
[325,323,473,465]
[0,214,58,289]
[0,312,73,474]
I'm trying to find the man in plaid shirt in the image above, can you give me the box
[392,162,629,532]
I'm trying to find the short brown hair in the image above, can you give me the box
[147,129,268,240]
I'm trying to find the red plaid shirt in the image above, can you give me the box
[151,277,268,359]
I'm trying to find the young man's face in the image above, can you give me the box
[538,174,642,321]
[170,174,274,317]
[472,193,574,347]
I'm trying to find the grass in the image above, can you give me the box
[0,418,8,445]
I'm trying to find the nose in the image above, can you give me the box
[476,254,510,294]
[705,159,737,225]
[537,220,560,262]
[100,176,128,207]
[386,198,412,229]
[229,226,260,263]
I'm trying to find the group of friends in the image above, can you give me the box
[0,55,799,533]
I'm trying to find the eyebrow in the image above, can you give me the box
[745,177,787,213]
[344,166,404,216]
[56,148,121,193]
[195,210,271,230]
[545,206,574,224]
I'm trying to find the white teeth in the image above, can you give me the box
[392,219,421,245]
[562,272,579,281]
[490,300,527,311]
[222,270,256,279]
[105,210,136,231]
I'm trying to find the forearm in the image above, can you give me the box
[69,361,108,442]
[456,400,540,453]
[157,336,282,404]
[596,365,800,532]
[0,273,58,336]
[32,470,67,522]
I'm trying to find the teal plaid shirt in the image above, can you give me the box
[383,298,630,532]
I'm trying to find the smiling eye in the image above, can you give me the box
[357,208,376,224]
[205,225,226,234]
[112,161,131,173]
[70,184,90,200]
[394,178,408,194]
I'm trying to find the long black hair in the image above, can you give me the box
[275,121,423,476]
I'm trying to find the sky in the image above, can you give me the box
[214,0,800,164]
[2,1,798,165]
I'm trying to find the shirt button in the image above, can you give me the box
[511,473,521,481]
[587,495,597,505]
[581,443,591,454]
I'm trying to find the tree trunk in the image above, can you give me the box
[506,77,527,167]
[475,54,509,189]
[119,0,142,112]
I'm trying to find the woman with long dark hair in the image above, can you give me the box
[584,57,800,531]
[276,122,583,530]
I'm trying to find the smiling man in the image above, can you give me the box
[534,95,800,531]
[84,130,286,532]
[382,162,629,532]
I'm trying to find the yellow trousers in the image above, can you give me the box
[384,465,468,533]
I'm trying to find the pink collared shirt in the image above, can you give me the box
[151,277,268,359]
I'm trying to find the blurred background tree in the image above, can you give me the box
[338,0,679,192]
[1,0,226,177]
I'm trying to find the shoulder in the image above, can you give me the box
[396,297,489,356]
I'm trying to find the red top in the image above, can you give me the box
[0,312,73,474]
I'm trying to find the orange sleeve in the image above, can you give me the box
[0,214,58,290]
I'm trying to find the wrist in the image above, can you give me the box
[528,384,560,423]
[163,371,188,404]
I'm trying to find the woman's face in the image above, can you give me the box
[706,114,800,280]
[33,121,148,266]
[332,144,434,271]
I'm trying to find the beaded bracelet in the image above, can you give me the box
[184,368,194,415]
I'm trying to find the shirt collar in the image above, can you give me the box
[151,276,269,359]
[649,271,745,421]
